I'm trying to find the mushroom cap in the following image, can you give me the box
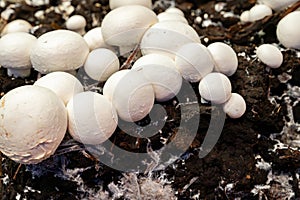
[1,19,32,36]
[132,54,182,102]
[258,0,298,11]
[0,32,37,69]
[256,44,283,68]
[207,42,238,76]
[140,21,200,58]
[165,7,185,17]
[157,12,188,24]
[101,5,158,47]
[30,29,89,73]
[240,10,250,22]
[276,11,300,50]
[198,72,232,104]
[83,27,114,51]
[67,91,118,145]
[103,69,155,122]
[34,71,84,105]
[66,15,87,31]
[0,85,67,164]
[223,93,246,119]
[109,0,152,9]
[175,42,214,82]
[249,4,272,22]
[84,48,120,82]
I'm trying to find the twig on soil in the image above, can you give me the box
[119,44,141,70]
[12,163,22,180]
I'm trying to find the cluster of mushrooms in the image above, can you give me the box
[0,0,298,165]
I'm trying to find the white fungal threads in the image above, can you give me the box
[67,92,118,145]
[256,44,283,68]
[276,11,300,50]
[84,48,120,82]
[0,85,67,164]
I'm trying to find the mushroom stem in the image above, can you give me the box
[7,68,31,78]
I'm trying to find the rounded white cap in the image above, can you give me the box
[66,15,87,35]
[240,10,250,22]
[249,4,272,22]
[258,0,298,11]
[207,42,238,76]
[83,27,114,51]
[84,48,120,82]
[101,5,158,47]
[103,69,155,122]
[109,0,152,10]
[34,71,84,105]
[198,72,232,104]
[0,85,67,164]
[67,91,118,145]
[157,12,188,24]
[256,44,283,68]
[1,19,32,36]
[132,54,182,102]
[165,7,185,17]
[0,32,37,75]
[141,21,200,58]
[223,93,246,118]
[175,42,214,82]
[276,11,300,50]
[30,29,89,73]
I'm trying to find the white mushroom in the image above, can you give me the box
[198,72,232,104]
[157,12,188,24]
[276,11,300,50]
[66,15,87,35]
[207,42,238,76]
[0,85,67,164]
[240,10,251,22]
[175,42,214,82]
[0,32,37,78]
[67,91,118,145]
[84,48,120,82]
[103,69,155,122]
[30,29,89,74]
[83,27,115,51]
[256,44,283,68]
[109,0,152,10]
[165,7,185,17]
[140,21,200,58]
[249,4,272,22]
[34,71,84,105]
[1,19,32,36]
[101,5,158,53]
[258,0,298,11]
[223,93,246,119]
[132,54,182,102]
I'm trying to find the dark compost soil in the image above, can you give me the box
[0,0,299,199]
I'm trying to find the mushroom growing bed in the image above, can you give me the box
[0,0,300,199]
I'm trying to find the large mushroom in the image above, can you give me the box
[101,5,158,54]
[0,85,67,164]
[0,32,37,78]
[30,29,89,74]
